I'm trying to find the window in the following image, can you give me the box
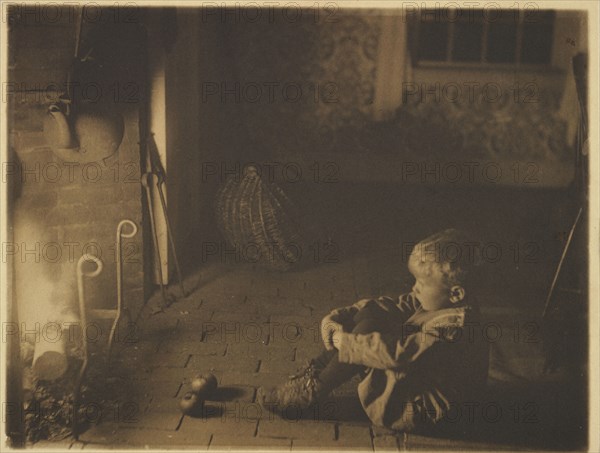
[413,9,555,66]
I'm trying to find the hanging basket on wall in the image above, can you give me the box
[215,166,304,271]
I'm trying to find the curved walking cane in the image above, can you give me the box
[73,254,103,440]
[107,219,138,359]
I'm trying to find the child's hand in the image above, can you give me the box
[321,315,343,351]
[331,330,342,350]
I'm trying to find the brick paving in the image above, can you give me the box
[51,250,558,451]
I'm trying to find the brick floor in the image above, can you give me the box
[211,435,292,450]
[372,434,402,451]
[257,418,336,440]
[63,250,571,451]
[226,342,295,362]
[217,371,292,388]
[80,422,212,449]
[179,412,258,437]
[159,340,227,356]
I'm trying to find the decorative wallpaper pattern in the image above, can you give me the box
[224,13,381,154]
[220,11,573,184]
[379,89,571,163]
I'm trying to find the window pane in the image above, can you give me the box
[453,21,483,61]
[487,21,517,63]
[418,21,448,61]
[521,11,555,64]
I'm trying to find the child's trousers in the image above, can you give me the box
[313,304,397,395]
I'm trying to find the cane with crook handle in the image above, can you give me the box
[107,219,138,359]
[73,253,103,440]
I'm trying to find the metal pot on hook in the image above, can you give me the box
[43,101,124,163]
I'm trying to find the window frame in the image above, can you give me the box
[412,8,557,70]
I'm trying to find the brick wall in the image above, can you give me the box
[7,7,146,347]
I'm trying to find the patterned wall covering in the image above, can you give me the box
[222,11,382,156]
[374,88,570,163]
[219,10,574,186]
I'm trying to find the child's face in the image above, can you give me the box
[408,252,454,311]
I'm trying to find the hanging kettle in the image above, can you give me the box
[43,8,125,164]
[43,101,124,163]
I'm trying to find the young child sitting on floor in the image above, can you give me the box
[259,229,489,432]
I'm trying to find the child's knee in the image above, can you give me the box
[353,303,389,326]
[351,317,381,334]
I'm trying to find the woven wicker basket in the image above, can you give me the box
[215,165,304,271]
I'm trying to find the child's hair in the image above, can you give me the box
[408,229,481,289]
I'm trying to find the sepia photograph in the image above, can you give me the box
[1,1,598,451]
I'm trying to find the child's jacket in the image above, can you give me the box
[332,293,489,431]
